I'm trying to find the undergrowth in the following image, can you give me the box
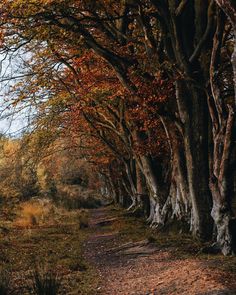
[0,201,98,294]
[31,265,61,295]
[0,266,12,295]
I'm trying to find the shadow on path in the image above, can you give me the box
[83,208,236,295]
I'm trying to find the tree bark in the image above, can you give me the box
[150,0,214,241]
[160,117,190,224]
[215,0,236,104]
[176,80,213,240]
[209,108,236,254]
[208,8,236,254]
[136,163,150,217]
[108,164,120,204]
[138,155,166,227]
[124,159,139,210]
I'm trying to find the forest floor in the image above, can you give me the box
[0,207,98,294]
[84,206,236,295]
[0,205,236,294]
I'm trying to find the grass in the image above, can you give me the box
[109,206,202,251]
[31,265,61,295]
[1,203,236,293]
[0,204,99,294]
[108,206,155,242]
[108,206,236,274]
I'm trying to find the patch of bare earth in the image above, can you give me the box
[84,208,236,295]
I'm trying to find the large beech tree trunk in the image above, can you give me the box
[124,159,141,210]
[160,118,190,224]
[176,81,213,240]
[133,130,167,225]
[208,8,236,255]
[214,1,236,93]
[209,104,236,255]
[150,0,214,241]
[135,164,150,217]
[108,164,120,204]
[138,155,166,227]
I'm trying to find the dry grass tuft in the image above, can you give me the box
[31,264,61,295]
[14,199,55,228]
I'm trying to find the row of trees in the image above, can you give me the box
[0,0,236,255]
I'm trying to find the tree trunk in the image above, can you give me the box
[163,150,190,222]
[160,117,191,224]
[209,119,236,255]
[176,81,213,241]
[150,0,214,240]
[136,164,150,217]
[138,155,166,227]
[215,0,236,103]
[108,166,120,204]
[99,173,113,199]
[124,159,139,210]
[208,8,236,254]
[117,178,132,208]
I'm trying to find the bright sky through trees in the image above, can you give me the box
[0,52,31,136]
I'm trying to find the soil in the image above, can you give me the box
[84,207,236,295]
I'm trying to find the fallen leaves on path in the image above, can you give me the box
[84,208,236,295]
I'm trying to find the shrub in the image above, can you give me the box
[60,195,101,210]
[14,199,56,228]
[14,202,42,228]
[31,265,61,295]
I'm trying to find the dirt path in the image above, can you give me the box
[84,207,236,295]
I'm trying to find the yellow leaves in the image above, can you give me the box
[3,0,74,27]
[1,138,19,158]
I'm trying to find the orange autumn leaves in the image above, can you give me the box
[61,50,173,161]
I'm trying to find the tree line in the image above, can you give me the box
[0,0,236,255]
